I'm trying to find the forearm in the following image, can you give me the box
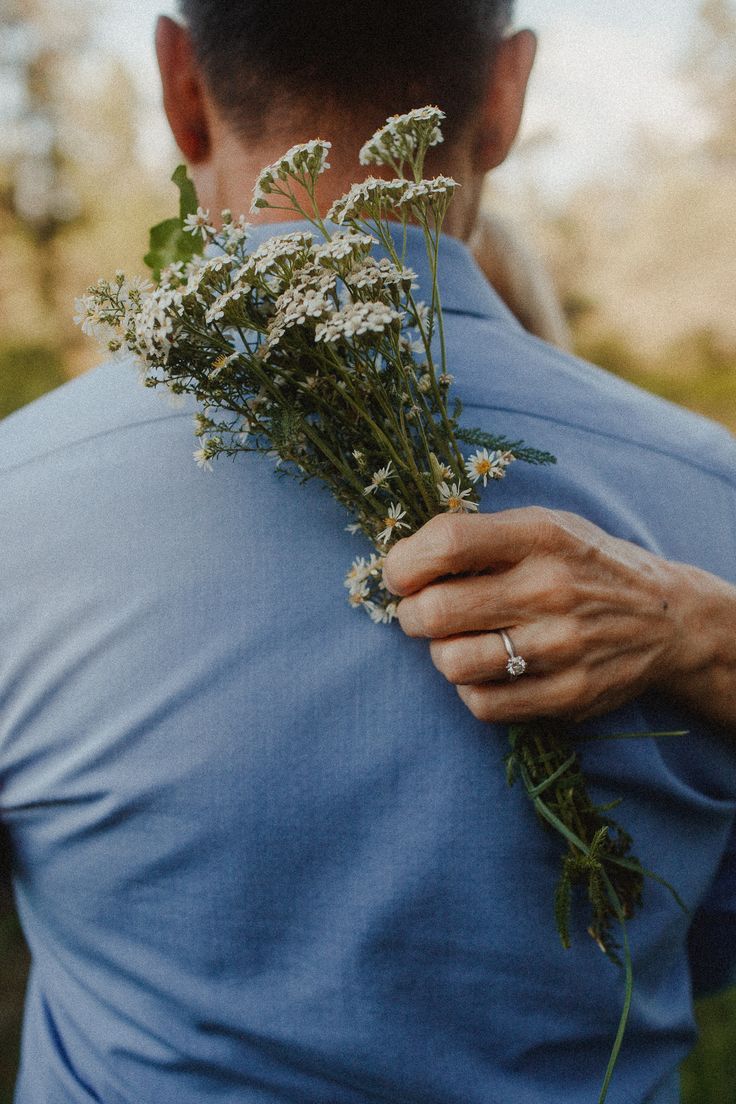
[660,561,736,734]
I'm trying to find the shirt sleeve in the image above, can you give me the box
[688,817,736,998]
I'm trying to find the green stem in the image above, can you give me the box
[597,873,633,1104]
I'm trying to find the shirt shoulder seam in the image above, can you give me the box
[0,411,192,478]
[463,400,736,491]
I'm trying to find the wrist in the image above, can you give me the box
[655,559,736,709]
[660,561,718,675]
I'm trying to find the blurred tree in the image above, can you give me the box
[518,0,736,418]
[1,0,86,316]
[0,0,171,375]
[684,0,736,162]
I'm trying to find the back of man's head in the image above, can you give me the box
[177,1,515,146]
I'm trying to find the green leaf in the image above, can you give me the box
[172,163,199,222]
[143,165,204,278]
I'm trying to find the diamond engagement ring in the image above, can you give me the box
[497,629,528,680]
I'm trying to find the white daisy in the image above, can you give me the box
[193,440,214,472]
[376,502,409,544]
[347,582,371,607]
[344,553,383,592]
[367,601,399,624]
[183,207,217,240]
[363,461,394,496]
[464,448,515,487]
[437,481,478,513]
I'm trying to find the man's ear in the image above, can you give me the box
[155,15,211,164]
[475,29,537,172]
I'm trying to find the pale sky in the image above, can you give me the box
[94,0,709,200]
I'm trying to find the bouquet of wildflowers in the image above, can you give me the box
[76,107,684,1103]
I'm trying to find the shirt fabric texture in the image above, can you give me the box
[1,222,735,1104]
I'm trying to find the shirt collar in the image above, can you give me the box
[244,218,521,328]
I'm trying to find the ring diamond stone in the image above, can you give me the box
[498,629,528,681]
[506,654,528,679]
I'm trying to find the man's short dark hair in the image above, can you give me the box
[178,1,514,144]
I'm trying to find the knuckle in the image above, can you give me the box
[554,620,585,665]
[535,562,577,613]
[382,541,409,596]
[403,587,450,640]
[527,506,560,545]
[425,513,464,572]
[381,547,399,594]
[550,670,589,714]
[419,587,453,638]
[431,639,466,684]
[395,596,421,637]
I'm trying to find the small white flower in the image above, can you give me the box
[348,582,372,607]
[344,553,383,591]
[205,297,227,324]
[363,461,394,495]
[193,440,214,472]
[345,522,362,535]
[464,448,515,487]
[367,601,399,625]
[376,502,410,544]
[202,253,234,274]
[220,212,250,250]
[437,481,478,513]
[183,207,217,240]
[412,301,430,328]
[209,351,239,378]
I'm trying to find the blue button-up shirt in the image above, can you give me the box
[1,223,735,1103]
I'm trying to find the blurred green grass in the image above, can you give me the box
[0,345,67,423]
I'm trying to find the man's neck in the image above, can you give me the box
[190,124,483,241]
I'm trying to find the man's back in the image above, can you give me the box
[1,226,735,1104]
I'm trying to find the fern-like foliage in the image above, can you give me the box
[454,426,557,467]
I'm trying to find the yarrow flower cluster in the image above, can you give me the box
[315,301,404,344]
[326,178,410,225]
[359,106,445,171]
[252,139,332,212]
